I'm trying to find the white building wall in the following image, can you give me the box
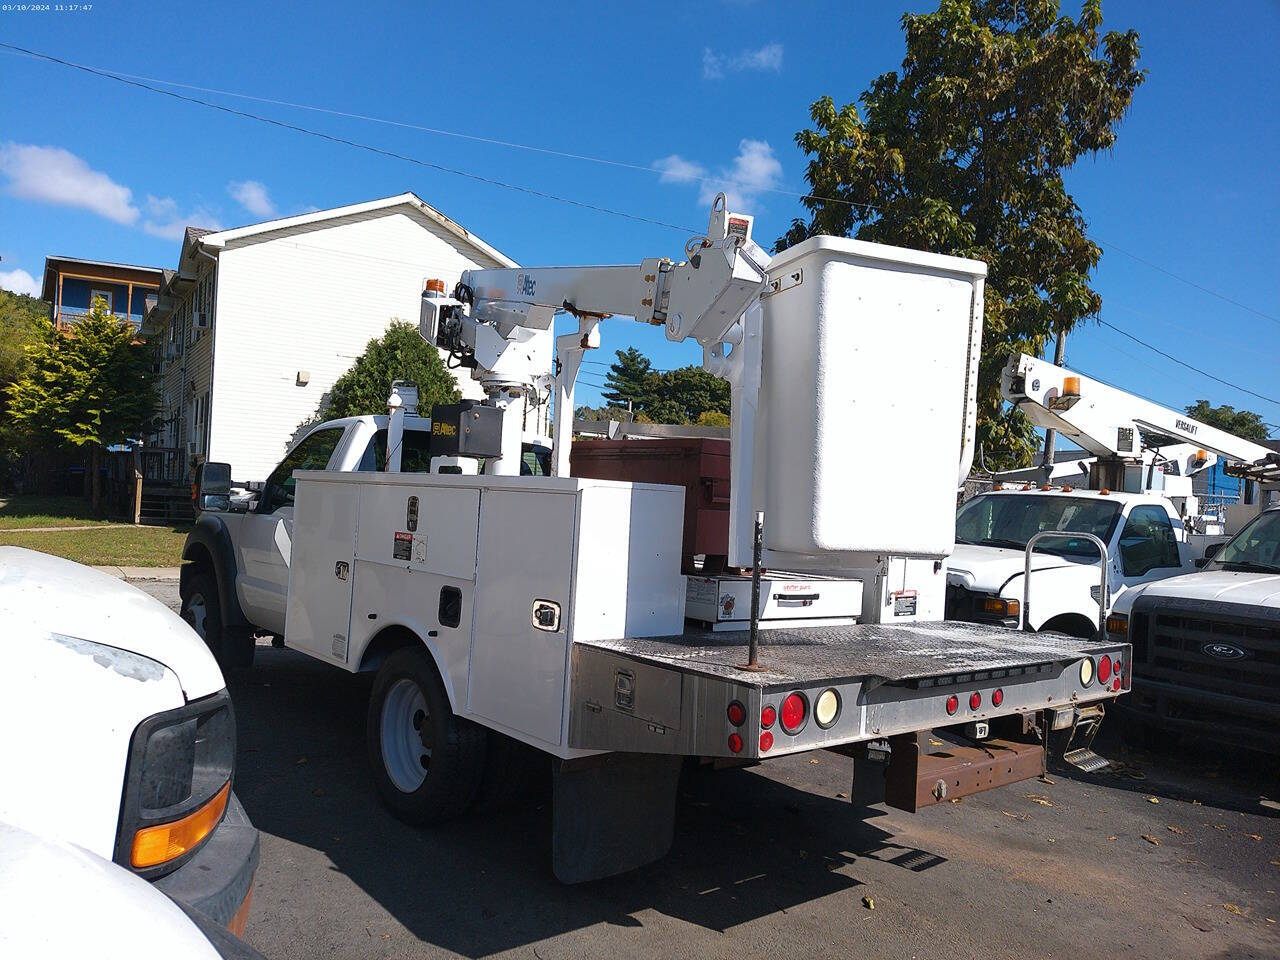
[208,207,518,482]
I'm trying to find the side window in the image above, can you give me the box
[1118,505,1181,576]
[261,428,343,511]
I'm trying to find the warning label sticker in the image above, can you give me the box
[393,531,412,561]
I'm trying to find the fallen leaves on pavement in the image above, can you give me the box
[1146,796,1161,804]
[1141,835,1161,846]
[862,896,875,910]
[1167,825,1186,835]
[1223,903,1243,916]
[1025,794,1055,807]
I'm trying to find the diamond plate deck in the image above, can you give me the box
[578,621,1112,687]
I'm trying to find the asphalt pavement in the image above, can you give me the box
[140,579,1280,960]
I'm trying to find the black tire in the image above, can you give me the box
[180,568,254,670]
[366,646,486,824]
[1040,615,1098,641]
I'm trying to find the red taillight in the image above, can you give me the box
[945,694,959,716]
[992,688,1004,707]
[1111,677,1121,692]
[727,733,743,754]
[759,731,774,752]
[727,701,746,727]
[1097,655,1112,683]
[780,692,808,734]
[761,704,777,729]
[969,691,982,710]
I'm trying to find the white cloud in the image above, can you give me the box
[0,143,138,224]
[656,139,783,210]
[702,43,783,80]
[227,179,276,219]
[0,267,40,297]
[142,194,221,240]
[654,154,706,184]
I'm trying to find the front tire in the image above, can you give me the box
[367,646,486,824]
[181,568,254,669]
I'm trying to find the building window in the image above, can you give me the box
[90,288,114,313]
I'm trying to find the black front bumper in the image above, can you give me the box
[154,790,259,928]
[1114,679,1280,754]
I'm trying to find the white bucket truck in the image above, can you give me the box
[190,198,1130,882]
[947,354,1273,638]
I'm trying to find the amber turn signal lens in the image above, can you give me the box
[1106,614,1129,637]
[132,781,230,868]
[981,597,1020,618]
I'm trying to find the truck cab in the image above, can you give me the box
[1105,504,1280,752]
[181,414,551,665]
[946,487,1196,637]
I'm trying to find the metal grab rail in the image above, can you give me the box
[1021,531,1109,635]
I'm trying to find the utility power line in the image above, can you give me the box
[0,43,697,235]
[1097,317,1280,408]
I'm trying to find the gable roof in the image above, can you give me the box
[195,192,516,268]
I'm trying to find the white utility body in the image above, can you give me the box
[194,198,1130,883]
[946,353,1274,638]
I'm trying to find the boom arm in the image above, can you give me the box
[419,196,769,477]
[1002,353,1273,481]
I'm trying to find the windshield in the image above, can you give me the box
[1210,510,1280,573]
[956,494,1121,559]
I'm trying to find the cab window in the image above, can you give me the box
[357,429,433,473]
[1117,505,1181,576]
[260,427,344,511]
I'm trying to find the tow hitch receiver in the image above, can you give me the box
[883,733,1046,813]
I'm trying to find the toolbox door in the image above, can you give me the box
[469,489,576,747]
[285,479,359,665]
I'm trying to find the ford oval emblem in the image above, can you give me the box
[1201,642,1247,661]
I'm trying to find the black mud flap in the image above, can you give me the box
[551,752,682,884]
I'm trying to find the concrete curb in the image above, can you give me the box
[93,565,181,581]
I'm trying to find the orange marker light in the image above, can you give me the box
[131,781,230,868]
[424,278,446,295]
[1062,376,1081,397]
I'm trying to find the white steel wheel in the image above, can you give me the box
[380,678,432,793]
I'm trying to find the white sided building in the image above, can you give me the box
[143,193,527,483]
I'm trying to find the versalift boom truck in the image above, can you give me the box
[206,198,1131,882]
[948,354,1273,638]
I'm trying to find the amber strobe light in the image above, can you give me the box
[131,781,230,868]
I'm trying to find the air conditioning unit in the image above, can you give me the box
[193,311,209,330]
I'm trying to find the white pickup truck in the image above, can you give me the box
[0,548,259,937]
[1105,504,1280,753]
[179,413,550,667]
[946,487,1196,638]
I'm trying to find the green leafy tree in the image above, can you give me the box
[778,0,1143,469]
[647,366,731,425]
[0,289,48,483]
[7,297,155,509]
[0,288,46,390]
[696,410,730,428]
[1183,400,1270,443]
[323,321,460,419]
[602,347,659,413]
[574,405,617,422]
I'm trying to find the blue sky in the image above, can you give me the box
[2,0,1277,428]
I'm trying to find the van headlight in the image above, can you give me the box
[115,690,236,876]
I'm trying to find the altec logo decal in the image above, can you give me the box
[1201,642,1248,661]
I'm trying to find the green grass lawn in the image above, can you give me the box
[0,525,189,566]
[0,495,118,529]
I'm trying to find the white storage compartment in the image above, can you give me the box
[756,236,985,564]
